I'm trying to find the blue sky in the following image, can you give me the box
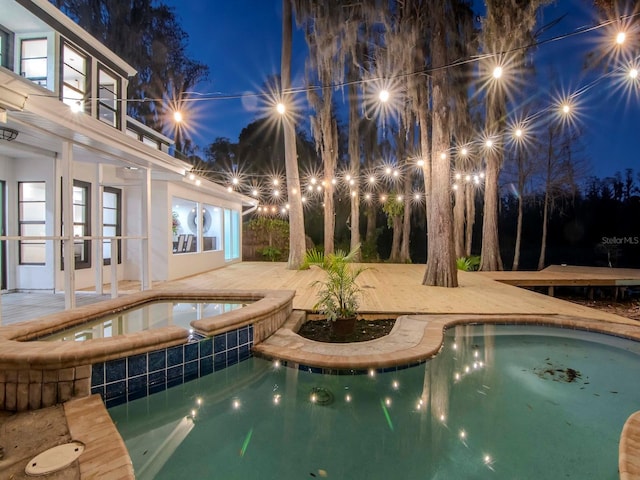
[163,0,639,180]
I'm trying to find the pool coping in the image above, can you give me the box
[253,311,640,369]
[64,394,134,480]
[620,411,640,480]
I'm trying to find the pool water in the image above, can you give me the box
[41,301,246,341]
[109,325,640,479]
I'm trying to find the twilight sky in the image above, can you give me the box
[163,0,639,180]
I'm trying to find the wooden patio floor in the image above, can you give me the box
[480,264,640,291]
[158,262,638,325]
[4,263,638,326]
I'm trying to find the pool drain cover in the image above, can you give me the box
[310,387,334,406]
[25,441,84,476]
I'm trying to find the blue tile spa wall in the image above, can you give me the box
[91,325,253,408]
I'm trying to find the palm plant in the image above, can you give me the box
[302,245,366,322]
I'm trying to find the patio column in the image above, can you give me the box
[61,141,76,309]
[94,163,104,295]
[141,167,151,290]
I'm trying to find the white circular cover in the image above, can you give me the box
[25,441,85,476]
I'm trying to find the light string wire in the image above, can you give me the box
[28,11,640,106]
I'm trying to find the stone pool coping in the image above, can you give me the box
[254,311,640,480]
[0,288,294,370]
[253,311,640,369]
[620,411,640,480]
[64,394,134,479]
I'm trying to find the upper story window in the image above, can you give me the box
[21,38,48,87]
[142,136,160,149]
[62,43,87,112]
[98,66,120,128]
[0,27,12,69]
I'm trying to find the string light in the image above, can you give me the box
[171,13,636,212]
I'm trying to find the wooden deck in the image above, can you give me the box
[479,264,640,296]
[157,262,637,325]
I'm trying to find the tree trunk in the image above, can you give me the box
[348,79,361,257]
[418,74,432,251]
[479,73,505,272]
[538,190,549,270]
[538,133,553,270]
[324,181,335,254]
[453,185,465,258]
[465,183,474,257]
[390,216,403,262]
[423,0,458,287]
[281,0,306,269]
[400,171,412,262]
[512,153,525,271]
[365,204,377,243]
[480,152,503,271]
[513,194,524,271]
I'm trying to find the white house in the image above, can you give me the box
[0,0,255,311]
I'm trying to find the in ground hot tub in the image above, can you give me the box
[0,289,294,411]
[38,301,250,341]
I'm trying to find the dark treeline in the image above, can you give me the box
[499,171,640,269]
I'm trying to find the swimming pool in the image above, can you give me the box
[109,324,640,479]
[40,301,247,341]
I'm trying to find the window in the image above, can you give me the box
[18,182,46,265]
[142,136,160,149]
[103,187,121,265]
[61,180,90,269]
[202,204,222,251]
[0,27,12,69]
[62,43,87,112]
[172,197,198,254]
[20,38,48,87]
[125,128,140,140]
[224,209,240,261]
[98,67,119,127]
